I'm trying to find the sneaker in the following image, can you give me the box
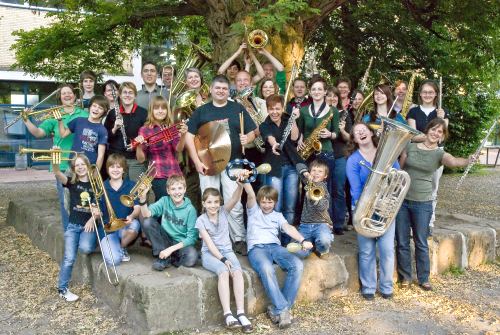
[286,242,302,253]
[234,241,248,256]
[152,258,171,271]
[266,306,279,324]
[278,309,292,329]
[121,248,130,262]
[59,289,79,302]
[362,293,375,301]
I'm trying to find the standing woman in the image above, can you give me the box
[102,80,120,113]
[346,122,399,300]
[254,78,280,117]
[104,82,148,182]
[407,79,449,234]
[297,76,339,224]
[396,118,472,290]
[363,84,406,127]
[23,84,88,231]
[135,96,187,200]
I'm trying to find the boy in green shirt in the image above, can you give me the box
[139,175,199,271]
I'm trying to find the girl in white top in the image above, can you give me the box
[195,177,253,332]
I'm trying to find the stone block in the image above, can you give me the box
[429,228,465,274]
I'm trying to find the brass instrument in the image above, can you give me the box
[120,161,157,207]
[305,181,325,201]
[247,29,268,49]
[174,82,209,121]
[19,146,78,164]
[456,117,500,189]
[128,123,181,150]
[284,61,299,104]
[88,165,127,233]
[298,112,334,160]
[400,72,417,118]
[4,105,76,130]
[169,44,212,109]
[353,116,420,238]
[355,74,391,122]
[80,191,119,286]
[235,87,266,152]
[225,159,271,183]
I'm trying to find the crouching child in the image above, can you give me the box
[138,174,198,270]
[244,183,313,329]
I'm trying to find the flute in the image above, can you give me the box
[438,76,443,110]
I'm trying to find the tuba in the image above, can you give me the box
[353,116,420,238]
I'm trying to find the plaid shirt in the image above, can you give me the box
[138,125,182,179]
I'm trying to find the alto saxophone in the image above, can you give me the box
[298,112,334,160]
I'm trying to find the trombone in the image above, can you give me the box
[84,170,120,286]
[88,165,128,233]
[4,104,79,130]
[120,161,157,207]
[18,146,78,164]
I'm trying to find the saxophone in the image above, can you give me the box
[298,112,334,160]
[400,72,417,119]
[235,87,266,152]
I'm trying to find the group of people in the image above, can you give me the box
[20,43,474,330]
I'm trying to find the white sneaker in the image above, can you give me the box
[122,248,130,262]
[59,289,79,302]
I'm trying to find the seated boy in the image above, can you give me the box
[139,175,199,271]
[243,183,312,329]
[58,95,109,169]
[291,160,334,258]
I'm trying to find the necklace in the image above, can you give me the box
[422,142,437,149]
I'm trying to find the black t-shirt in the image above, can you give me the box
[64,180,94,225]
[407,106,449,147]
[333,110,354,158]
[104,104,148,159]
[187,101,257,161]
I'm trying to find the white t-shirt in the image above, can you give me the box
[246,203,287,252]
[195,208,232,253]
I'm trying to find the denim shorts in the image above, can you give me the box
[118,218,141,239]
[202,249,242,275]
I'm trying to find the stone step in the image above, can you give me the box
[6,195,498,334]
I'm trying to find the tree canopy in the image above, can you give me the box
[12,0,500,158]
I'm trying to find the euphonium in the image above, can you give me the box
[18,146,78,164]
[247,29,268,49]
[353,116,420,238]
[120,161,157,207]
[298,112,334,160]
[88,165,127,233]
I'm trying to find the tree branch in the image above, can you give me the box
[128,1,201,27]
[304,0,347,38]
[401,0,451,41]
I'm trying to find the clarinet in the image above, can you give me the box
[279,97,304,150]
[111,87,131,151]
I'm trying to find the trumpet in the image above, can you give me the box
[128,123,182,150]
[305,181,325,201]
[4,105,76,130]
[80,192,119,286]
[18,146,78,164]
[120,161,157,207]
[88,165,127,233]
[247,29,268,49]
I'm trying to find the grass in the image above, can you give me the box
[444,264,465,276]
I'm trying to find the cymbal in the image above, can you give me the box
[194,121,231,176]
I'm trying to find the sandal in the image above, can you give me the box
[237,313,253,333]
[224,313,241,329]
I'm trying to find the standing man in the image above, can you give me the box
[185,75,257,255]
[136,61,169,110]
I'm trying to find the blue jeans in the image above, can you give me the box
[101,219,141,266]
[263,164,298,225]
[332,156,347,230]
[295,223,334,258]
[56,179,70,231]
[57,223,98,291]
[316,152,335,223]
[396,200,433,284]
[357,222,395,295]
[248,244,304,315]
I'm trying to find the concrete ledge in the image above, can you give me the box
[7,197,499,334]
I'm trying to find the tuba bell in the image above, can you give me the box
[353,116,420,238]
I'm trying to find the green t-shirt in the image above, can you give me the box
[38,107,89,171]
[297,105,339,154]
[404,143,445,201]
[253,70,287,97]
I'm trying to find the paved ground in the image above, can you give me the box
[0,168,499,335]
